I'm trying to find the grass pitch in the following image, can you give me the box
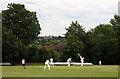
[2,65,118,77]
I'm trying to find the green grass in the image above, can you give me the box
[2,65,118,77]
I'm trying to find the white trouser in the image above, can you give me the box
[68,63,70,68]
[81,60,84,67]
[50,62,54,66]
[44,64,50,70]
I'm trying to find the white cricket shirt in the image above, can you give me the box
[45,60,49,64]
[22,59,25,64]
[50,58,53,63]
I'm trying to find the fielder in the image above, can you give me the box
[50,58,54,66]
[22,58,26,69]
[78,53,84,68]
[44,59,51,70]
[67,58,71,68]
[99,60,101,65]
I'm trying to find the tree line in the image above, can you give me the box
[2,3,119,65]
[62,21,119,65]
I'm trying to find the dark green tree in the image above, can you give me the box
[2,3,41,63]
[2,3,41,45]
[2,27,27,64]
[62,21,86,61]
[27,44,40,62]
[86,24,118,64]
[110,15,120,64]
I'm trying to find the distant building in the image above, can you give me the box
[54,43,66,51]
[43,35,53,40]
[38,43,66,51]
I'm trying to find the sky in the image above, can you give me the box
[0,0,119,36]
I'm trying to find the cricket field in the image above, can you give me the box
[2,65,118,77]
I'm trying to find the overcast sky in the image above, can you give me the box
[0,0,119,36]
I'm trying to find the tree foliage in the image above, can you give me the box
[2,3,41,63]
[2,3,41,45]
[110,15,120,64]
[62,16,119,64]
[62,21,86,61]
[85,24,118,64]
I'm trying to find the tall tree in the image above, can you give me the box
[110,15,120,64]
[2,3,41,45]
[86,24,118,64]
[62,21,86,61]
[2,3,41,63]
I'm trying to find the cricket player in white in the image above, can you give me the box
[78,53,84,68]
[44,59,51,70]
[50,58,54,66]
[22,59,26,69]
[67,58,71,68]
[99,60,101,65]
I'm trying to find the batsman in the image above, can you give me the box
[78,53,84,68]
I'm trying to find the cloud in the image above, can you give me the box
[0,0,118,36]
